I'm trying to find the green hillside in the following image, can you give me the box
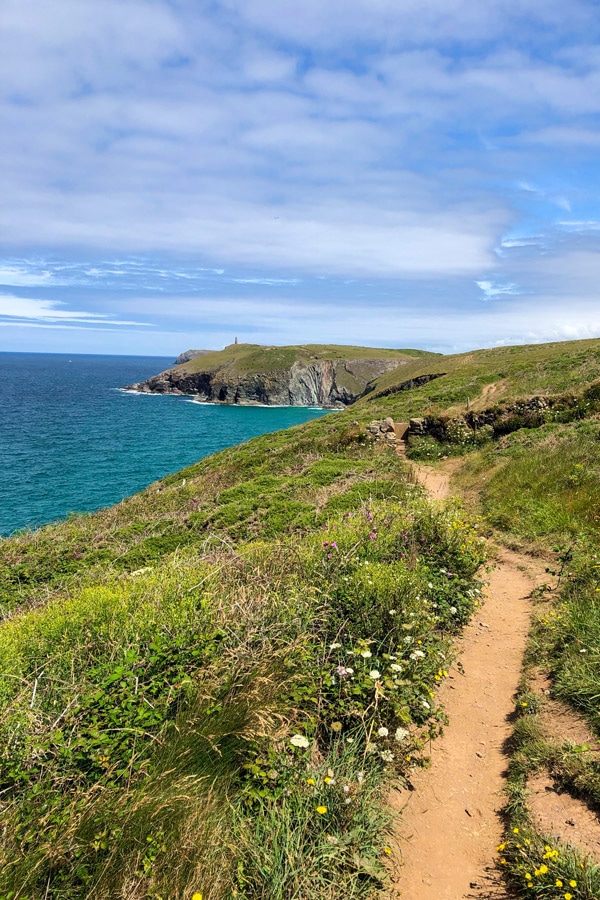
[358,337,600,420]
[3,336,600,899]
[177,343,436,376]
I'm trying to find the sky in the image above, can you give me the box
[2,0,600,356]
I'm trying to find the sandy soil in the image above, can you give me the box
[389,463,546,898]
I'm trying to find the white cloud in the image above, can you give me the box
[0,295,151,326]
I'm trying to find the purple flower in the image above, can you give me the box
[369,532,377,540]
[331,541,338,549]
[323,541,329,548]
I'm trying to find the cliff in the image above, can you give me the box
[126,343,437,407]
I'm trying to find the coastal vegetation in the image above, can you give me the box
[2,336,600,898]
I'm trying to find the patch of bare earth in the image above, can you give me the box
[388,462,547,899]
[526,670,600,859]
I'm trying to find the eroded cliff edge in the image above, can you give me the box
[125,344,431,407]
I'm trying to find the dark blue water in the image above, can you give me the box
[0,354,330,536]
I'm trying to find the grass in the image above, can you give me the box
[0,406,487,899]
[171,343,434,376]
[8,334,600,898]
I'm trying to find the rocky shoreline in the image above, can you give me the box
[125,355,409,408]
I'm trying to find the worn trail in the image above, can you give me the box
[389,463,545,899]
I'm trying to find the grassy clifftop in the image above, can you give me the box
[359,337,600,420]
[176,342,436,376]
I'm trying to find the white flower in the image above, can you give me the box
[290,734,310,749]
[379,750,395,762]
[390,663,403,672]
[377,726,389,737]
[389,609,396,615]
[343,784,350,793]
[450,606,458,615]
[410,650,425,660]
[357,771,364,783]
[345,666,354,675]
[329,642,342,649]
[428,582,433,588]
[421,700,431,710]
[394,727,409,742]
[369,669,381,679]
[360,650,372,658]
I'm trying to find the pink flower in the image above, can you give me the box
[369,532,377,540]
[323,541,329,548]
[331,541,338,549]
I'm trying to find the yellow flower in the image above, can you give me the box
[192,894,203,900]
[539,864,548,875]
[496,843,506,852]
[306,777,315,785]
[556,880,563,888]
[565,894,573,900]
[383,846,392,855]
[525,873,532,880]
[569,881,577,888]
[513,827,519,834]
[316,805,327,815]
[324,777,332,784]
[500,858,507,866]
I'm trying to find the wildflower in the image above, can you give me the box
[390,663,403,672]
[389,609,397,615]
[343,784,349,793]
[329,642,342,649]
[192,894,203,900]
[377,726,389,737]
[306,777,316,785]
[360,650,373,658]
[565,895,573,900]
[539,865,548,875]
[450,606,458,614]
[323,541,329,548]
[290,734,310,749]
[569,881,577,888]
[513,827,519,834]
[410,649,425,660]
[496,843,505,852]
[316,805,327,815]
[555,880,563,888]
[357,771,364,783]
[380,750,394,762]
[369,669,381,679]
[324,776,335,785]
[331,721,342,732]
[525,873,531,880]
[383,846,392,855]
[331,541,338,549]
[421,700,430,710]
[369,532,377,540]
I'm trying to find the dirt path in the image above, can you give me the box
[389,465,545,899]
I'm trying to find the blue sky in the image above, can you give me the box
[2,0,600,355]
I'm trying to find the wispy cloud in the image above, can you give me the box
[0,295,152,327]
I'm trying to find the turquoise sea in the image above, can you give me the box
[0,353,330,537]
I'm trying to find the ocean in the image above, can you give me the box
[0,353,330,537]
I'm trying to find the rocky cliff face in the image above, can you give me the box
[126,357,407,407]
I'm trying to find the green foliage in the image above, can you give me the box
[0,471,486,897]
